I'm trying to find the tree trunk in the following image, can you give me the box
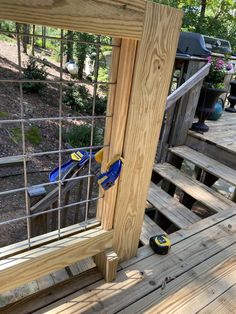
[22,24,29,54]
[66,30,74,62]
[42,26,46,48]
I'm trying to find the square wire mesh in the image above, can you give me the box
[0,21,119,249]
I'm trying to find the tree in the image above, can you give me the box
[74,32,96,79]
[66,30,74,62]
[154,0,236,52]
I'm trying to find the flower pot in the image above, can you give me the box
[225,81,236,113]
[208,99,224,121]
[191,87,226,132]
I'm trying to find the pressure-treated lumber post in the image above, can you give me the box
[98,39,138,229]
[94,249,118,282]
[112,2,183,261]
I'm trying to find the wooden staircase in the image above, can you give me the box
[141,142,236,242]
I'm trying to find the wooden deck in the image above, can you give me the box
[1,110,236,313]
[188,111,236,154]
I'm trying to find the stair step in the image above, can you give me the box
[169,145,236,187]
[140,214,165,245]
[148,183,201,229]
[153,163,234,213]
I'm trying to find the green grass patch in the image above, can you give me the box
[10,127,22,144]
[0,34,15,43]
[26,126,42,145]
[63,123,104,148]
[0,111,8,118]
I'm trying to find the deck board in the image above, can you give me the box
[169,145,236,187]
[148,183,201,228]
[188,111,236,155]
[122,245,236,313]
[33,210,236,314]
[198,283,236,314]
[153,163,234,212]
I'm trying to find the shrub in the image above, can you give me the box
[63,85,91,113]
[22,57,47,93]
[63,84,107,115]
[63,123,104,148]
[25,126,42,145]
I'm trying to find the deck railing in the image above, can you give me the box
[157,57,209,162]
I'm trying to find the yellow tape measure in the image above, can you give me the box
[149,234,171,255]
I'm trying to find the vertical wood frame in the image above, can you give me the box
[112,2,183,261]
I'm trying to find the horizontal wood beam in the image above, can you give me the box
[166,62,210,111]
[0,218,99,260]
[0,227,113,293]
[0,0,146,39]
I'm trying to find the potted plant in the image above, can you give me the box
[192,57,233,132]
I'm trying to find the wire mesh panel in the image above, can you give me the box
[0,21,118,249]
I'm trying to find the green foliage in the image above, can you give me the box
[10,127,22,144]
[63,123,104,148]
[0,111,8,118]
[63,84,107,115]
[25,126,42,145]
[153,0,236,52]
[22,57,48,93]
[74,32,97,79]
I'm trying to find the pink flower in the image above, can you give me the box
[207,56,212,63]
[226,63,233,71]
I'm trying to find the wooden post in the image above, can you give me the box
[169,60,206,147]
[94,249,118,282]
[99,38,138,230]
[112,2,183,261]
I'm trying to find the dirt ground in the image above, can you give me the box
[0,39,99,247]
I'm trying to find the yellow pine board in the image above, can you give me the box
[0,228,113,293]
[113,2,183,261]
[0,0,146,39]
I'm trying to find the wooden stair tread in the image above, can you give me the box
[140,214,165,245]
[153,163,234,213]
[148,183,201,229]
[169,145,236,187]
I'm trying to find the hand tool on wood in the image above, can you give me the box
[49,148,123,191]
[149,234,171,255]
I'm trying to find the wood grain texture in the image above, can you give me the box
[112,2,183,261]
[140,214,165,245]
[186,134,236,171]
[123,243,236,314]
[0,218,99,260]
[154,163,234,212]
[169,145,236,187]
[34,212,236,313]
[148,183,200,229]
[0,227,113,293]
[96,38,121,221]
[199,283,236,314]
[165,62,209,111]
[0,0,146,39]
[94,249,118,282]
[101,39,138,230]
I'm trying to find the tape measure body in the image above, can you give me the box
[149,234,171,255]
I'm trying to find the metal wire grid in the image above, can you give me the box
[0,24,117,247]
